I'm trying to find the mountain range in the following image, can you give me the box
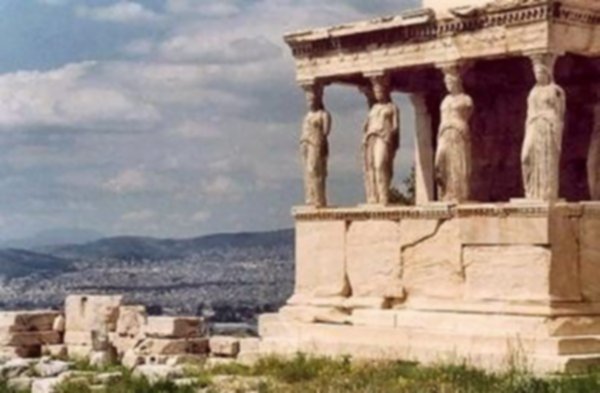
[0,229,294,280]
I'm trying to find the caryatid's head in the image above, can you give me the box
[443,66,464,95]
[371,75,391,103]
[303,83,324,111]
[532,54,555,86]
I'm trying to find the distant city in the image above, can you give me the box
[0,229,294,326]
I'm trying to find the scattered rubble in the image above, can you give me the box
[0,294,263,392]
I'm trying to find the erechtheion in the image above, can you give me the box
[259,0,600,373]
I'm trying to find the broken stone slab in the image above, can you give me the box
[135,337,209,356]
[52,315,65,333]
[110,334,144,357]
[31,376,65,393]
[132,364,184,384]
[7,376,33,391]
[0,311,61,333]
[42,345,67,359]
[65,294,122,333]
[66,345,92,359]
[64,331,93,346]
[89,350,116,369]
[209,336,240,358]
[144,316,202,338]
[0,331,62,347]
[116,305,146,338]
[0,358,38,379]
[34,359,71,378]
[237,337,261,365]
[121,350,143,370]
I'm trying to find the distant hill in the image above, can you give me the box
[43,229,294,261]
[0,228,103,249]
[0,249,74,279]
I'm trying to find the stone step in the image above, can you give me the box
[258,313,600,374]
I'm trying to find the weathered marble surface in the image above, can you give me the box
[435,65,473,202]
[363,76,400,205]
[300,84,331,207]
[521,54,566,201]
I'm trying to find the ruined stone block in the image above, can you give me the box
[209,336,240,357]
[65,295,122,333]
[135,337,209,356]
[144,317,201,339]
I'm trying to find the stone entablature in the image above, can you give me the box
[285,0,600,84]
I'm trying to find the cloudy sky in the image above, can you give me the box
[0,0,420,240]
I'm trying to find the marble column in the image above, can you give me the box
[521,53,566,201]
[410,94,435,204]
[300,82,331,207]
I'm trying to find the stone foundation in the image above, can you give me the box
[259,202,600,373]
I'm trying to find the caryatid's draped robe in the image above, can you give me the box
[435,92,474,202]
[521,83,566,200]
[364,102,400,205]
[301,108,331,207]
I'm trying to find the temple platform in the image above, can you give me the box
[258,202,600,373]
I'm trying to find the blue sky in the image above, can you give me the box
[0,0,419,240]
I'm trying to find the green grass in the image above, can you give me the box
[5,354,600,392]
[202,354,600,393]
[55,371,203,393]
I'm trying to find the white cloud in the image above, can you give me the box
[38,0,69,5]
[191,210,211,223]
[202,176,241,199]
[122,39,156,56]
[166,0,241,17]
[121,209,155,222]
[159,35,281,64]
[76,2,162,24]
[171,121,220,140]
[103,169,147,194]
[0,62,160,130]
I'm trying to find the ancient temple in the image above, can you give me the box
[258,0,600,373]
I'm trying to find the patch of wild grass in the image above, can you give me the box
[206,353,600,393]
[56,372,202,393]
[0,379,24,393]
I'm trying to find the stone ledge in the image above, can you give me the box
[293,202,595,221]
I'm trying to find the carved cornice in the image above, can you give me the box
[285,0,599,66]
[293,202,586,221]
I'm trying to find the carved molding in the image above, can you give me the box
[293,202,589,221]
[286,0,599,82]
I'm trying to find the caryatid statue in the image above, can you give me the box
[363,75,400,205]
[300,83,331,207]
[435,65,474,202]
[521,54,566,201]
[588,100,600,200]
